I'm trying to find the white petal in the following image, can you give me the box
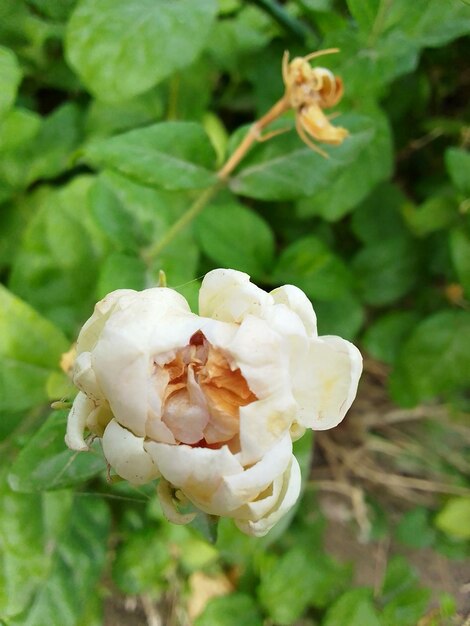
[270,284,318,337]
[224,315,291,400]
[76,289,136,354]
[234,473,285,521]
[144,441,242,509]
[65,391,94,451]
[162,388,209,444]
[199,269,272,323]
[238,395,296,464]
[145,414,177,444]
[211,434,292,513]
[295,335,363,430]
[235,456,301,537]
[92,308,201,436]
[72,351,104,401]
[102,419,159,484]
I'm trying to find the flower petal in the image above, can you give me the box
[238,394,296,464]
[199,269,272,323]
[295,335,363,430]
[76,289,136,354]
[235,456,301,537]
[212,434,292,512]
[65,391,94,451]
[270,284,317,337]
[102,419,159,484]
[144,441,243,510]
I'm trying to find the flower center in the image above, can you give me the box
[155,331,257,447]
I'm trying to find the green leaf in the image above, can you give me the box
[404,195,459,237]
[66,0,217,101]
[96,252,147,298]
[445,148,470,194]
[297,110,392,221]
[435,497,470,540]
[8,411,106,493]
[351,183,408,244]
[395,507,436,548]
[113,528,172,595]
[85,90,164,140]
[21,496,110,626]
[314,293,364,341]
[352,237,420,306]
[258,548,351,624]
[381,588,431,626]
[362,311,419,365]
[272,236,352,301]
[0,47,21,118]
[9,176,109,335]
[0,474,51,619]
[346,0,380,32]
[195,593,263,626]
[0,286,68,413]
[450,228,470,297]
[385,0,470,48]
[195,199,275,278]
[84,122,218,190]
[390,310,470,405]
[322,588,381,626]
[229,115,374,200]
[0,104,82,191]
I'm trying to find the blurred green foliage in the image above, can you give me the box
[1,0,469,623]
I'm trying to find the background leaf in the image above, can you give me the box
[8,411,106,493]
[84,122,218,191]
[66,0,217,101]
[0,286,67,413]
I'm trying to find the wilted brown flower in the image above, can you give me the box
[282,49,348,156]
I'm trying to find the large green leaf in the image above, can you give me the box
[351,183,408,244]
[362,311,419,365]
[322,589,381,626]
[20,496,110,626]
[8,176,109,335]
[258,548,350,624]
[195,198,275,279]
[195,593,263,626]
[346,0,380,32]
[450,227,470,298]
[84,122,218,190]
[352,237,420,306]
[390,310,470,406]
[0,46,21,118]
[8,411,106,493]
[435,497,470,540]
[271,236,353,301]
[297,110,392,221]
[0,104,82,191]
[445,147,470,195]
[229,115,374,200]
[66,0,217,101]
[383,0,470,48]
[0,474,52,619]
[0,286,68,413]
[93,171,200,290]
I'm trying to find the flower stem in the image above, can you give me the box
[144,96,290,263]
[217,96,290,180]
[142,183,222,263]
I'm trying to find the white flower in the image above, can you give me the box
[65,269,362,536]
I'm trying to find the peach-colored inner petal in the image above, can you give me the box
[152,331,257,447]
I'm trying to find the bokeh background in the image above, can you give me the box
[0,0,469,624]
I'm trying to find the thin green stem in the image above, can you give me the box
[143,183,222,263]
